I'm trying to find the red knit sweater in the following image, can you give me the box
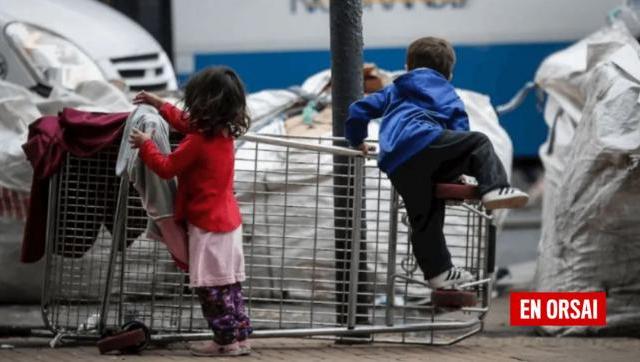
[139,103,241,232]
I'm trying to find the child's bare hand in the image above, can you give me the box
[129,128,154,149]
[133,91,164,109]
[356,143,376,155]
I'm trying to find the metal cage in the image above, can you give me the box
[41,133,494,346]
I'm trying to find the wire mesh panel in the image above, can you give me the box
[42,143,123,334]
[112,183,201,333]
[243,136,491,344]
[109,136,365,333]
[236,137,364,330]
[42,133,492,345]
[383,201,490,344]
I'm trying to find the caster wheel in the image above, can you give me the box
[432,289,477,309]
[97,321,150,354]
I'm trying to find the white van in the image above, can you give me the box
[0,0,177,93]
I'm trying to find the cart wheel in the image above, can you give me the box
[431,289,477,309]
[96,321,149,354]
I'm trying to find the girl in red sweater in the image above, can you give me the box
[130,66,252,357]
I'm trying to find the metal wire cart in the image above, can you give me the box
[41,133,495,350]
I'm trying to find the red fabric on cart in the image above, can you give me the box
[20,109,128,263]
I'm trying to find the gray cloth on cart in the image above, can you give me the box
[116,105,177,240]
[534,22,640,336]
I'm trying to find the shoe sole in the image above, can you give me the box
[429,277,474,290]
[483,195,529,210]
[191,349,243,357]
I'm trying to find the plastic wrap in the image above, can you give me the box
[534,23,640,336]
[0,80,131,302]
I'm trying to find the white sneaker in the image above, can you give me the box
[481,187,529,210]
[428,267,474,289]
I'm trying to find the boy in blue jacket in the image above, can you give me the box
[345,37,528,289]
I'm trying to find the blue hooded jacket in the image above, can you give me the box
[345,68,469,174]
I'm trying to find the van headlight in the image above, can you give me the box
[5,22,104,90]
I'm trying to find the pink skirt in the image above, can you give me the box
[188,224,246,287]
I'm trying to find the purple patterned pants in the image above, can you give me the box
[195,283,253,345]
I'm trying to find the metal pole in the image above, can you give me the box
[148,318,482,342]
[330,0,364,326]
[385,188,399,327]
[330,0,364,133]
[347,157,364,329]
[98,177,129,332]
[41,173,60,332]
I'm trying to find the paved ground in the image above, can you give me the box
[2,336,640,362]
[1,297,639,362]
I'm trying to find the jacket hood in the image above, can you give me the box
[393,68,457,108]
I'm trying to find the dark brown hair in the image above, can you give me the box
[182,66,250,138]
[406,37,456,79]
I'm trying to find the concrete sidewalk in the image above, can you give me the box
[1,296,639,362]
[2,335,639,362]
